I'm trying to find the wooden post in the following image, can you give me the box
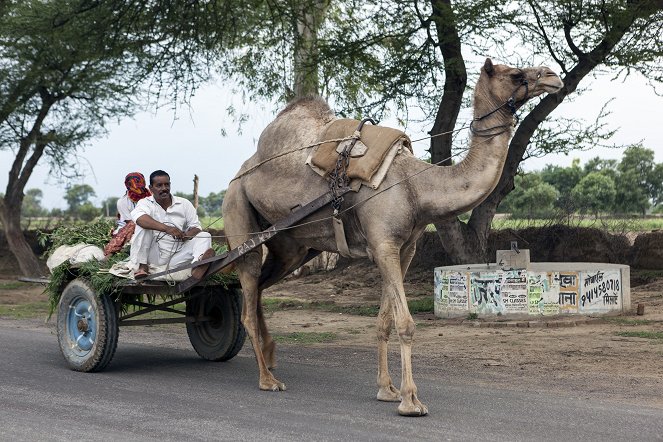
[193,175,199,209]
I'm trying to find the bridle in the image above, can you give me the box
[469,73,530,137]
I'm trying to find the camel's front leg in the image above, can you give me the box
[376,295,400,402]
[374,243,428,416]
[238,258,285,392]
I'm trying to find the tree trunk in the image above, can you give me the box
[429,0,466,166]
[292,0,329,98]
[0,199,44,276]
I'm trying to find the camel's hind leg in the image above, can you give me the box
[223,191,285,391]
[372,241,427,416]
[376,242,417,403]
[256,238,311,369]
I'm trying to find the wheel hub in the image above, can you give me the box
[77,319,88,332]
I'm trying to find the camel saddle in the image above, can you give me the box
[306,119,413,189]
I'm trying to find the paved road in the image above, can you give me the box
[1,321,662,441]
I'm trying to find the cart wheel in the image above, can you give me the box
[186,286,246,361]
[56,279,119,372]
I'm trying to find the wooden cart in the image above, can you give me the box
[55,277,245,372]
[50,186,352,372]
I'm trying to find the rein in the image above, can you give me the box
[469,76,529,137]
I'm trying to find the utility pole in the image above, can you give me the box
[193,175,199,209]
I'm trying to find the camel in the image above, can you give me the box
[221,58,563,416]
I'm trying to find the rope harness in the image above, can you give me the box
[470,73,530,137]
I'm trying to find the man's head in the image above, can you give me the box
[149,170,171,206]
[124,172,150,202]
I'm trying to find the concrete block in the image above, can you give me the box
[496,249,530,270]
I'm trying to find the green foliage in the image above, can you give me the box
[540,159,584,214]
[64,184,96,216]
[100,196,120,217]
[22,188,47,218]
[571,172,616,216]
[407,297,434,314]
[499,173,559,219]
[39,218,114,250]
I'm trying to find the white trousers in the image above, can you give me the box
[129,227,212,270]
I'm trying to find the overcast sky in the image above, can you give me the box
[1,68,661,210]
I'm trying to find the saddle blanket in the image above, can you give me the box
[306,119,412,189]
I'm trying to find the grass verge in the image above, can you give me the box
[604,317,653,326]
[615,331,663,340]
[0,282,24,290]
[0,302,50,319]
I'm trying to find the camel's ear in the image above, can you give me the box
[483,58,495,77]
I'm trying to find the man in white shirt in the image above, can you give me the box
[130,170,214,280]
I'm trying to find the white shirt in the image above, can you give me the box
[131,195,201,232]
[116,194,136,229]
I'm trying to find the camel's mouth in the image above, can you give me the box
[538,74,564,94]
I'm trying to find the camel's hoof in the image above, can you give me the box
[398,402,429,417]
[260,381,286,392]
[377,386,401,402]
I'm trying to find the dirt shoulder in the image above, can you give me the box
[2,264,663,408]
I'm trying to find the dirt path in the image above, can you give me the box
[2,264,663,408]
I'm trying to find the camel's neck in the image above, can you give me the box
[415,88,514,221]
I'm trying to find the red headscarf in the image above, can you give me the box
[125,172,151,203]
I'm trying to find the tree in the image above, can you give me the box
[499,173,558,219]
[1,1,241,275]
[540,159,585,214]
[614,169,650,215]
[571,172,616,217]
[100,196,120,218]
[64,184,96,217]
[21,188,47,218]
[201,190,226,217]
[617,145,662,213]
[433,0,663,263]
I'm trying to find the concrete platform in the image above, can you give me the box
[434,262,630,318]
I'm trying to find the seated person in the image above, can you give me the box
[115,172,151,234]
[129,169,214,280]
[104,172,152,256]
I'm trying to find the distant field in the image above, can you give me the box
[13,215,662,233]
[490,217,663,232]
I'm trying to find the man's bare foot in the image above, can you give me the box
[134,264,149,280]
[191,248,215,280]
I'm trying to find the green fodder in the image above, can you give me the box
[38,218,115,250]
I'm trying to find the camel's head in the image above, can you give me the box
[479,58,564,110]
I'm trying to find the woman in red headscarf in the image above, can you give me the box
[105,172,151,255]
[116,172,151,230]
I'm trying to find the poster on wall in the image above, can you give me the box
[470,272,505,315]
[579,269,622,313]
[528,272,561,316]
[434,270,469,316]
[501,269,529,314]
[555,272,580,314]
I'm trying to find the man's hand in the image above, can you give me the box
[183,227,202,241]
[164,225,185,240]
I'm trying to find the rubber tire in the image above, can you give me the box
[56,279,119,372]
[186,286,246,361]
